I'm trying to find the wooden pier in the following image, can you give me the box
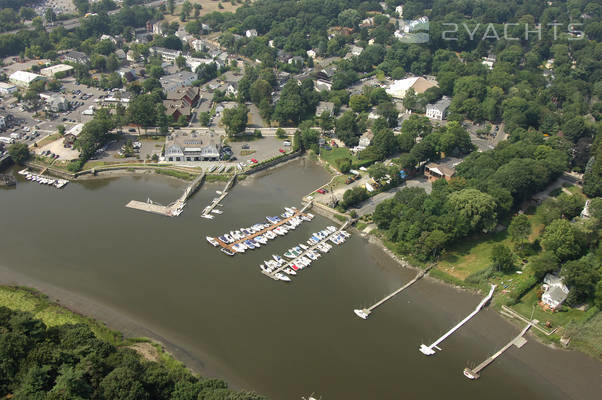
[420,285,496,356]
[126,173,205,217]
[354,265,433,319]
[262,219,351,280]
[463,321,533,379]
[216,202,314,253]
[201,174,237,218]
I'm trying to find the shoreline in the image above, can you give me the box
[0,264,250,391]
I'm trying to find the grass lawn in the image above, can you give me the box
[320,147,353,169]
[0,286,128,346]
[33,133,61,148]
[437,230,510,280]
[163,0,246,24]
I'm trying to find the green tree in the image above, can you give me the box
[508,214,531,249]
[349,94,370,113]
[221,104,248,136]
[541,219,583,261]
[447,189,498,233]
[275,128,287,139]
[199,112,210,127]
[7,142,30,164]
[491,244,514,272]
[335,111,359,146]
[529,251,559,280]
[561,256,601,305]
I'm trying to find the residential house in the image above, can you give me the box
[315,101,335,117]
[288,56,304,65]
[245,29,258,38]
[63,123,84,144]
[395,5,404,16]
[115,49,126,61]
[100,34,117,44]
[152,21,166,35]
[541,274,569,310]
[482,56,496,70]
[425,96,451,120]
[117,67,137,82]
[185,56,213,71]
[191,39,205,52]
[360,17,375,27]
[9,71,46,88]
[63,51,90,64]
[126,50,142,63]
[150,47,182,62]
[344,45,364,59]
[358,130,374,148]
[163,87,200,121]
[424,158,461,181]
[307,49,317,59]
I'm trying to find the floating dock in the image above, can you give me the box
[126,173,205,216]
[215,202,313,253]
[201,174,237,219]
[463,321,533,379]
[354,265,433,319]
[262,219,351,280]
[420,285,496,356]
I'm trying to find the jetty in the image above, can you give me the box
[216,202,314,253]
[126,173,205,216]
[354,265,433,319]
[463,321,534,379]
[201,174,237,219]
[420,284,496,356]
[262,219,351,280]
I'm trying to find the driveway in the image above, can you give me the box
[355,177,432,216]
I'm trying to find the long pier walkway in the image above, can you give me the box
[463,321,533,379]
[126,173,205,216]
[262,219,351,280]
[420,284,496,356]
[216,202,314,253]
[201,174,237,218]
[354,265,433,319]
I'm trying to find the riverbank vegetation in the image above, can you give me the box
[0,286,266,399]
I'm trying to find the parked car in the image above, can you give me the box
[279,148,285,153]
[250,158,258,163]
[317,189,326,194]
[242,144,250,149]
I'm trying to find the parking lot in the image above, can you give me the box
[227,136,291,164]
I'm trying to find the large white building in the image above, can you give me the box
[9,71,46,88]
[40,64,74,78]
[386,76,437,99]
[426,96,451,120]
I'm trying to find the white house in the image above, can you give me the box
[245,29,258,38]
[425,96,451,120]
[307,49,316,59]
[395,5,404,17]
[541,274,569,310]
[0,82,17,95]
[9,71,46,88]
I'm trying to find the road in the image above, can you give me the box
[355,177,432,216]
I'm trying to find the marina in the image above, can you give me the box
[17,168,69,189]
[420,284,496,356]
[353,265,433,319]
[260,220,351,282]
[201,174,237,219]
[207,202,315,255]
[463,321,534,380]
[126,172,205,217]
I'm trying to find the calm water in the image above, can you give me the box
[0,160,600,400]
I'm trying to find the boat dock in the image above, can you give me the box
[126,173,205,216]
[17,168,69,189]
[262,219,351,280]
[201,174,237,219]
[216,201,314,253]
[354,265,433,319]
[420,284,496,356]
[463,321,534,379]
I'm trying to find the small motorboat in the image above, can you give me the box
[220,248,235,256]
[206,236,219,247]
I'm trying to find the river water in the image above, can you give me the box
[0,159,600,400]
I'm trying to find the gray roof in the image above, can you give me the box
[427,96,451,112]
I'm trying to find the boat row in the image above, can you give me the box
[18,169,68,188]
[205,207,315,256]
[262,227,351,282]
